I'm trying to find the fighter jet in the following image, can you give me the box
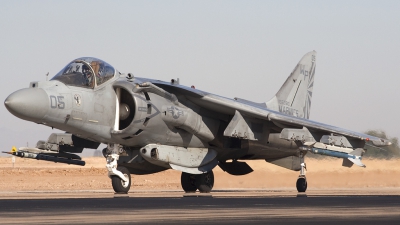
[4,51,391,193]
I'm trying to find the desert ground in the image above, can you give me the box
[0,157,399,191]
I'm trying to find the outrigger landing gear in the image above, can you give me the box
[181,171,214,193]
[106,144,131,193]
[296,152,307,192]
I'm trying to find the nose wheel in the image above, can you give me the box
[111,166,131,193]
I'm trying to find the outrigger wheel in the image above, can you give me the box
[296,177,307,192]
[111,166,131,193]
[296,153,307,192]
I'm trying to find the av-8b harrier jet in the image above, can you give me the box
[4,51,391,193]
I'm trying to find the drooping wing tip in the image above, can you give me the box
[370,138,392,147]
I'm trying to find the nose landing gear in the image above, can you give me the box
[106,144,132,193]
[111,166,131,193]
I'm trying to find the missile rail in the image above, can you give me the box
[2,151,85,166]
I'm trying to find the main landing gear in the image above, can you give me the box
[296,152,307,192]
[181,171,214,193]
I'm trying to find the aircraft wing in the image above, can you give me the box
[193,94,390,146]
[265,113,389,145]
[145,79,390,146]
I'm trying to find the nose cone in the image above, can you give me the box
[4,88,49,122]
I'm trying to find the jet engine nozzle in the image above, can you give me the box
[4,88,49,123]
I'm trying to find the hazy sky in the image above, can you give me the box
[0,0,399,156]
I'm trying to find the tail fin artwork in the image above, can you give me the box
[266,51,317,119]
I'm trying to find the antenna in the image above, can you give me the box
[46,72,49,81]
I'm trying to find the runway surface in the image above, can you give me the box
[1,190,400,224]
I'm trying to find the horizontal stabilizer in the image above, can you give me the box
[218,161,254,176]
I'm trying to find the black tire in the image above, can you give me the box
[111,166,131,193]
[102,148,108,158]
[195,171,214,193]
[181,172,197,193]
[296,177,307,192]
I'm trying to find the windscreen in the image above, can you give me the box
[51,57,115,88]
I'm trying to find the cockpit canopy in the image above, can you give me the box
[51,57,115,88]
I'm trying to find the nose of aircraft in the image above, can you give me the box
[4,88,49,122]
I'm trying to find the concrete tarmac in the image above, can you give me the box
[1,189,400,224]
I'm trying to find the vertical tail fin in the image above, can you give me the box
[266,51,316,119]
